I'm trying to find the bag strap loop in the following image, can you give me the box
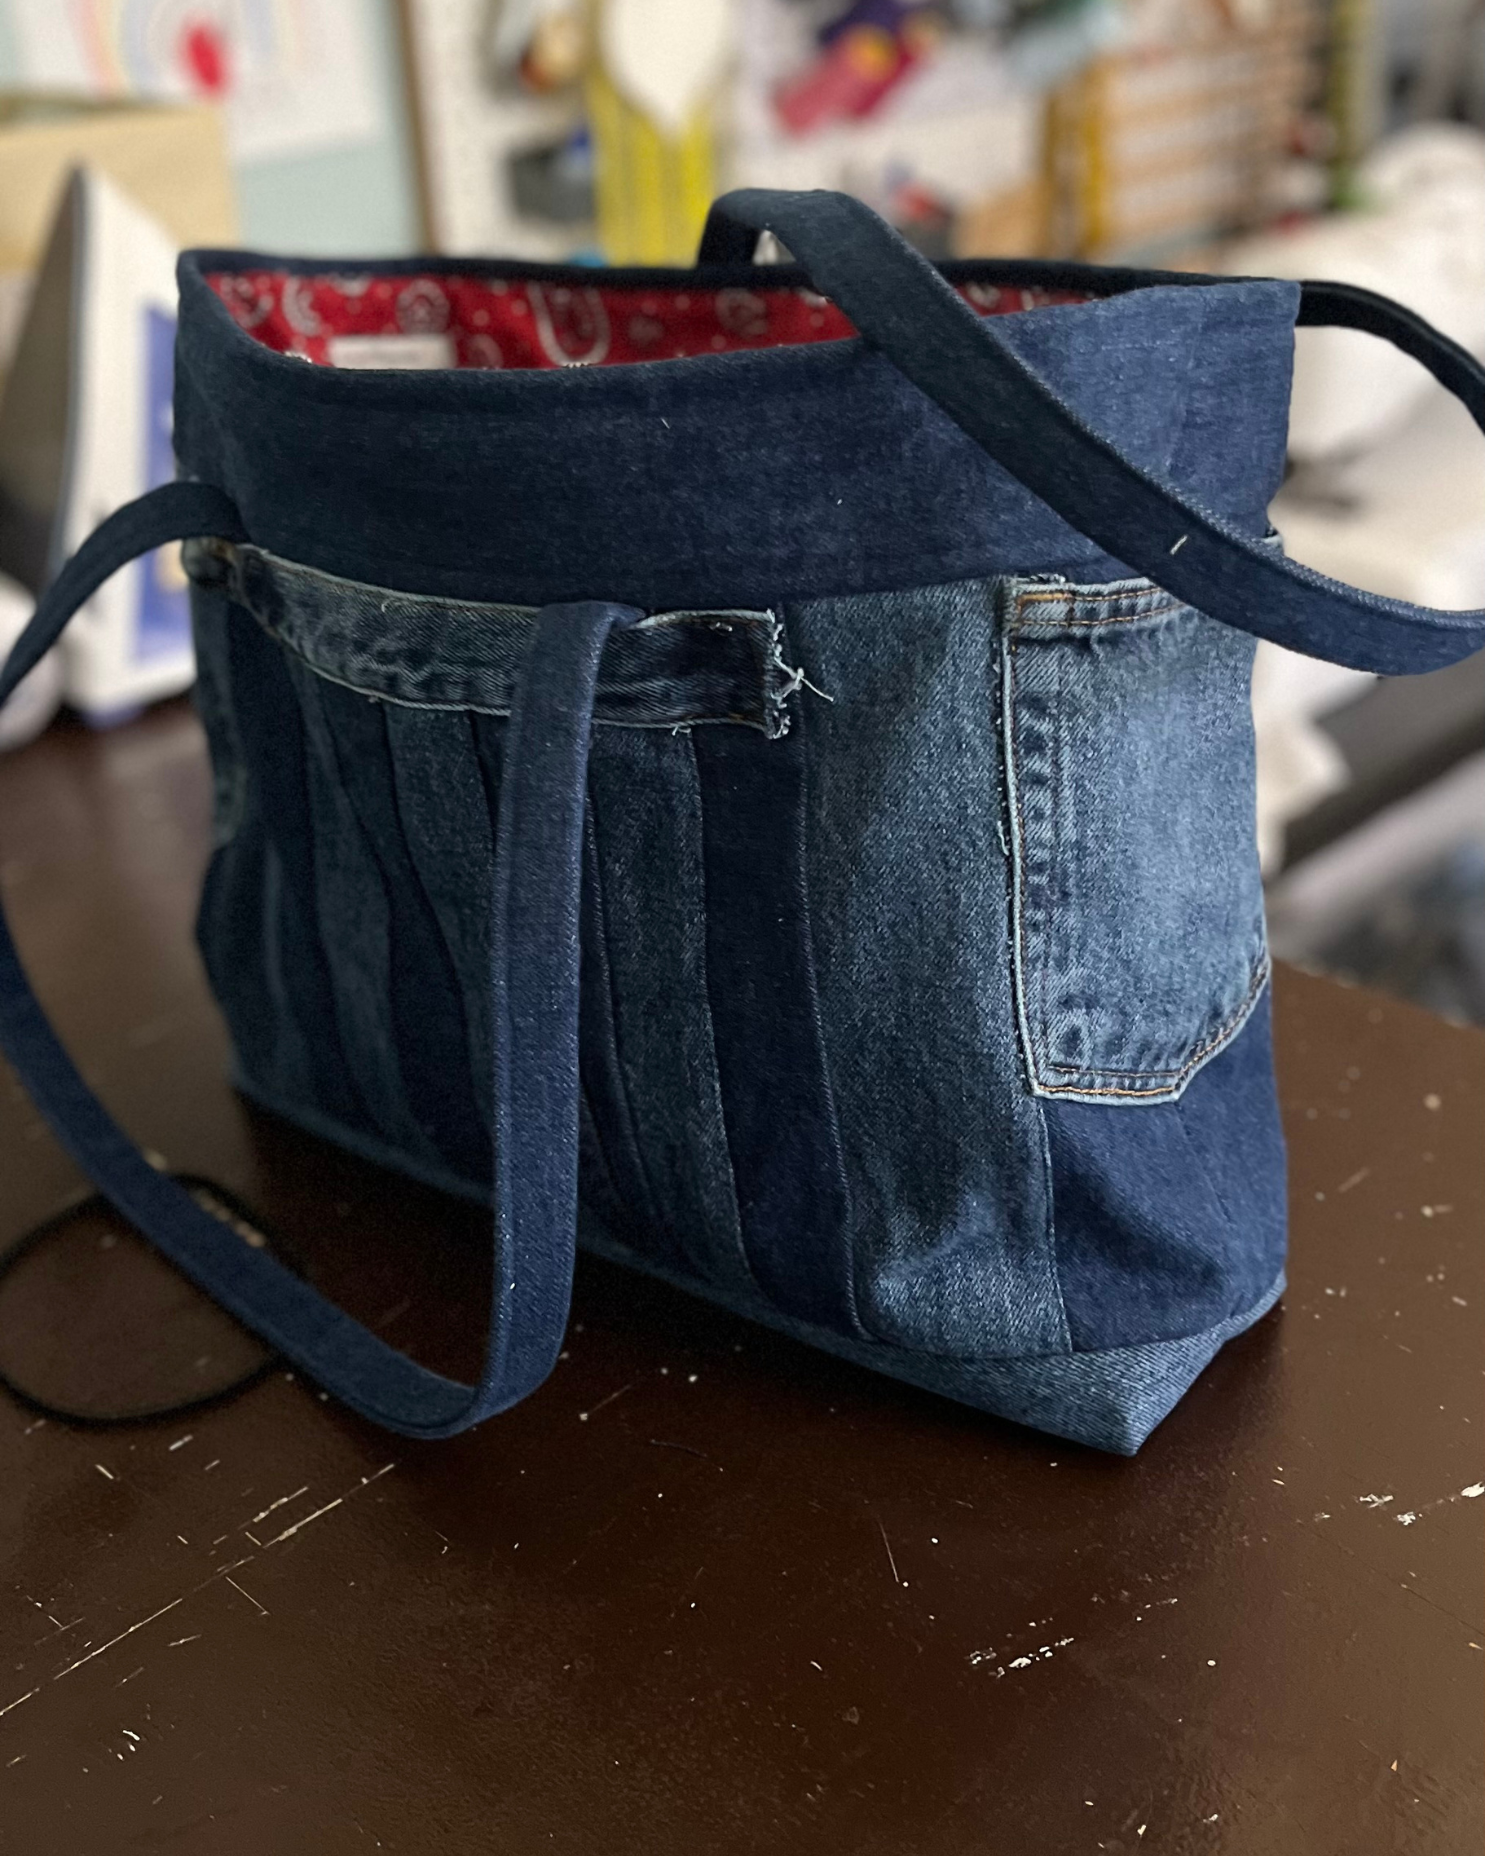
[0,482,640,1437]
[700,188,1485,676]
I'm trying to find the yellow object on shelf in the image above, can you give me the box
[586,60,715,265]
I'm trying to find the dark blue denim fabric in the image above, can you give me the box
[173,257,1297,612]
[700,190,1485,673]
[582,728,749,1293]
[691,718,857,1333]
[1047,997,1287,1352]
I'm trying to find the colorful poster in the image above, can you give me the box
[10,0,382,163]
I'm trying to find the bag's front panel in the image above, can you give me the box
[790,572,1286,1362]
[993,573,1285,1346]
[167,243,1319,1450]
[191,541,1287,1383]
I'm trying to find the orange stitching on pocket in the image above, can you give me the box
[1010,586,1183,631]
[1036,952,1269,1097]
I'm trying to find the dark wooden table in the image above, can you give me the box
[0,702,1481,1855]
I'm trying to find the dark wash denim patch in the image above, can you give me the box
[164,242,1307,1453]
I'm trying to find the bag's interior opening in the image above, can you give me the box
[207,270,1090,371]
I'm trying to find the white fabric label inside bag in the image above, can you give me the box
[327,333,457,370]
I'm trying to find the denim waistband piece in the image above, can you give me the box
[174,253,1299,612]
[183,537,793,735]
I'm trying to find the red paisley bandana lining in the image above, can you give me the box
[207,270,1090,371]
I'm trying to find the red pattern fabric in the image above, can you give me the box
[206,269,1088,370]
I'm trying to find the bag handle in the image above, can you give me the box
[700,188,1485,676]
[0,481,640,1438]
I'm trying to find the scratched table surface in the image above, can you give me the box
[0,702,1480,1856]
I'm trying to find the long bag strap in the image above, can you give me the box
[700,189,1485,676]
[0,480,640,1438]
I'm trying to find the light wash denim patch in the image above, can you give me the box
[999,575,1268,1103]
[183,537,796,736]
[788,578,1067,1360]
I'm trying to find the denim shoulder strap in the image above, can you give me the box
[0,481,639,1437]
[701,189,1485,676]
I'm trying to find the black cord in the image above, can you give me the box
[0,1175,294,1428]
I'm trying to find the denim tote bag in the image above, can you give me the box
[2,190,1483,1454]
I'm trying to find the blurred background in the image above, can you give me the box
[0,0,1480,1022]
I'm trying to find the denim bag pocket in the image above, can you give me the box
[1000,575,1268,1103]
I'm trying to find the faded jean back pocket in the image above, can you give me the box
[1000,576,1267,1103]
